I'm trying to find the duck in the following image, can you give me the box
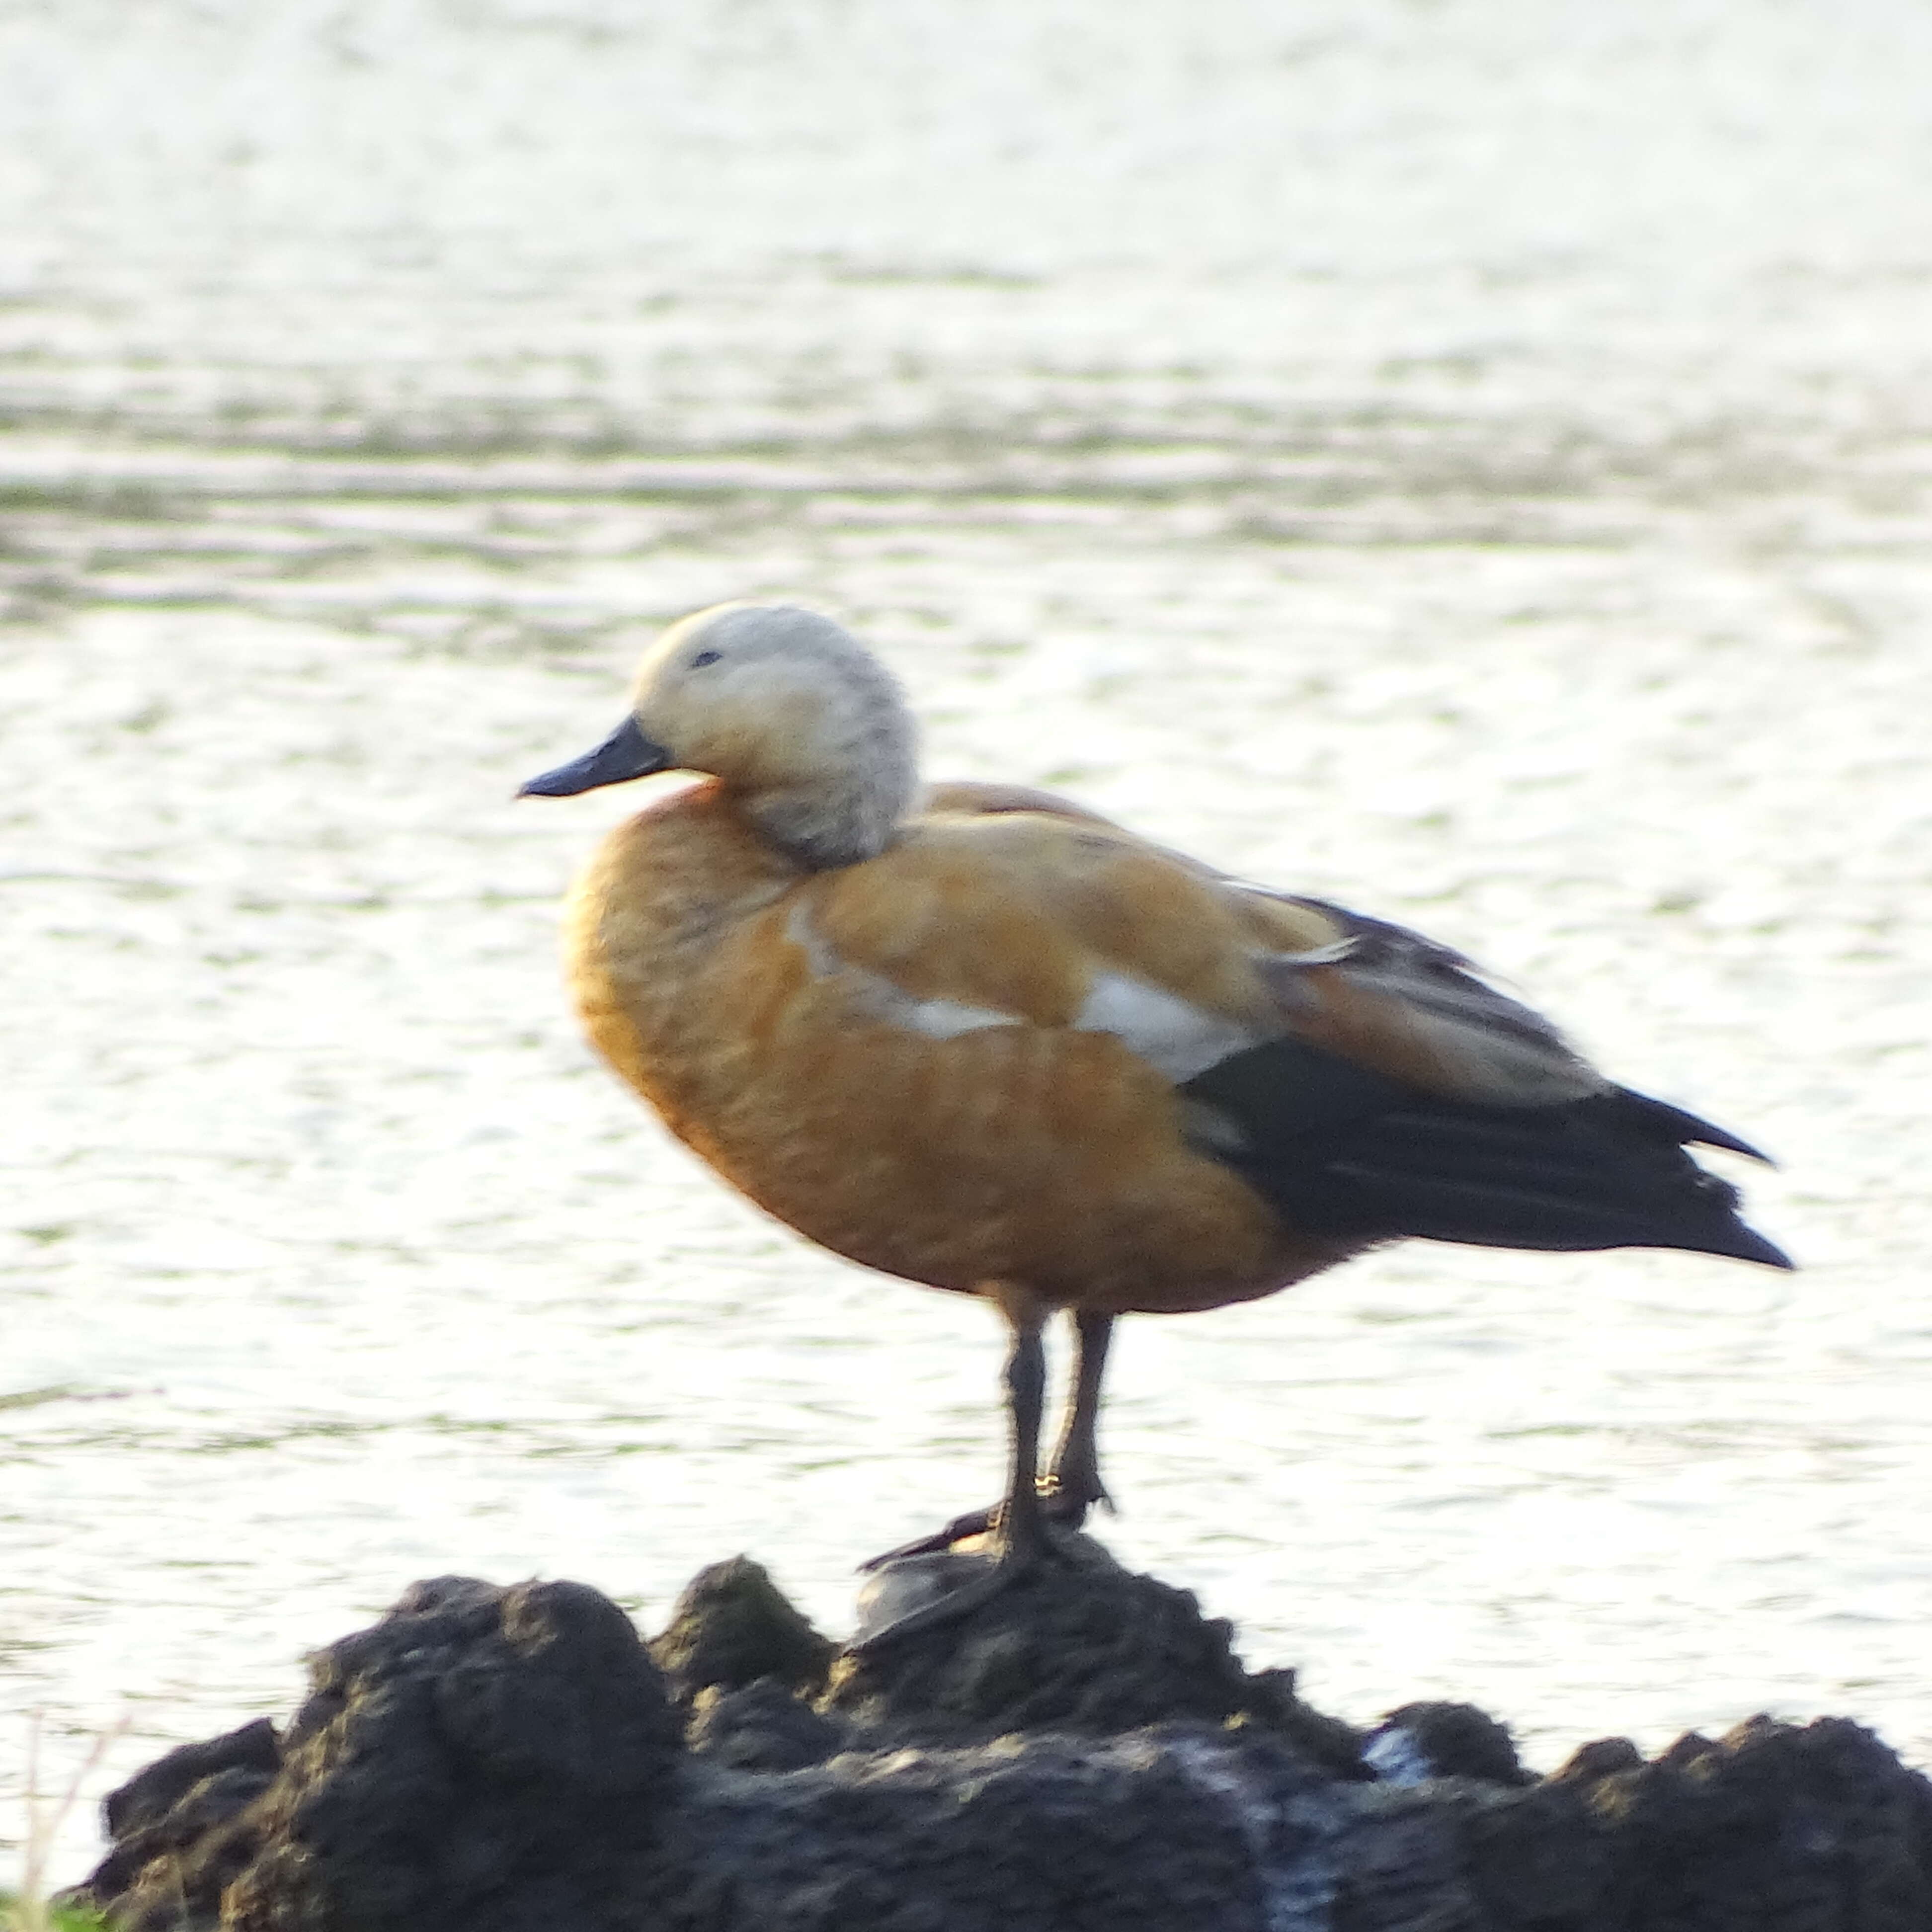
[520,601,1790,1645]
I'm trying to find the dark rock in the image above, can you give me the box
[682,1722,1282,1932]
[104,1720,282,1840]
[1549,1736,1646,1787]
[72,1555,1932,1932]
[434,1575,676,1794]
[1233,1665,1372,1782]
[650,1554,837,1706]
[86,1762,281,1920]
[1459,1779,1610,1926]
[1655,1727,1722,1771]
[1368,1700,1535,1787]
[687,1678,844,1772]
[79,1573,682,1932]
[825,1535,1293,1745]
[1582,1714,1932,1932]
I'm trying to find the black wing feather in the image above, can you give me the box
[1180,1037,1791,1269]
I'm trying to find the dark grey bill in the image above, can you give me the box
[518,716,672,798]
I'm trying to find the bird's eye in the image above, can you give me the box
[691,648,722,669]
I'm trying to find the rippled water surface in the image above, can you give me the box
[5,0,1932,1889]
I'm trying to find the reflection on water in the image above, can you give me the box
[4,0,1932,1890]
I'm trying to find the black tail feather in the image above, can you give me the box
[1180,1041,1791,1269]
[1609,1087,1775,1165]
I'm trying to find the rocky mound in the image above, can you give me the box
[70,1540,1932,1932]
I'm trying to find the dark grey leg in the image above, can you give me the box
[997,1289,1049,1562]
[1042,1309,1115,1524]
[860,1303,1116,1571]
[852,1288,1055,1650]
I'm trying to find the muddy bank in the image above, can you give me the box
[71,1541,1932,1932]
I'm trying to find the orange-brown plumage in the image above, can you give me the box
[522,600,1788,1644]
[565,780,1338,1316]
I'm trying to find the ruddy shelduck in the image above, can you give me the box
[521,603,1789,1644]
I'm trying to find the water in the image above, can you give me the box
[4,0,1931,1891]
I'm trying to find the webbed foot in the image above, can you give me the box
[857,1475,1111,1573]
[846,1537,1045,1652]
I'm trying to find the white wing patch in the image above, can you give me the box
[785,904,1021,1041]
[1072,971,1262,1083]
[1266,938,1359,967]
[785,904,1263,1081]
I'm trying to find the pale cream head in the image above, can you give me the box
[628,603,920,869]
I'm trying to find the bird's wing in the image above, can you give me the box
[791,807,1785,1266]
[915,786,1614,1107]
[1181,889,1784,1263]
[797,805,1601,1102]
[791,807,1296,1081]
[1232,889,1609,1107]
